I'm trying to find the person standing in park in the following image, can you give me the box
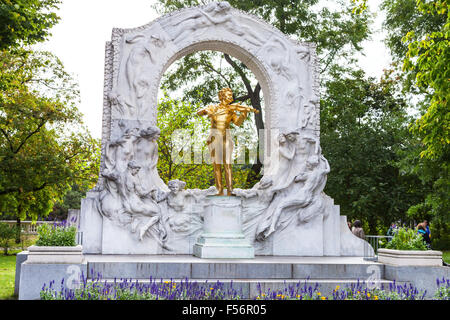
[352,220,365,239]
[423,220,431,240]
[417,222,432,249]
[387,222,397,241]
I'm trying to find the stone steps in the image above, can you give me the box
[85,255,386,280]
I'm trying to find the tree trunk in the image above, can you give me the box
[15,217,21,244]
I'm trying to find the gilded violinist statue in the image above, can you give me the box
[197,87,259,196]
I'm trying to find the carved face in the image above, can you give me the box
[128,165,140,176]
[306,155,319,169]
[217,2,231,12]
[285,133,298,142]
[168,183,180,193]
[150,34,164,48]
[168,180,185,193]
[219,88,233,104]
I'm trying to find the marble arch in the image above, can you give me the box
[97,3,320,180]
[80,2,372,257]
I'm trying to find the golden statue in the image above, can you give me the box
[197,87,259,196]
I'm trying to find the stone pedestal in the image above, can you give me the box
[193,195,254,259]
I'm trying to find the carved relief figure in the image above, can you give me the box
[137,126,168,192]
[255,131,327,241]
[107,126,140,173]
[122,161,167,243]
[110,33,165,118]
[264,37,304,118]
[301,99,319,129]
[153,180,216,236]
[263,152,330,236]
[171,2,265,46]
[233,176,275,242]
[97,123,170,247]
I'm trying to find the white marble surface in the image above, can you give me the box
[193,196,254,258]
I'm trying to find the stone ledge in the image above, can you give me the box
[378,248,443,266]
[28,245,83,252]
[26,245,84,264]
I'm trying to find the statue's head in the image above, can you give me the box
[150,34,165,48]
[217,1,231,11]
[218,87,233,104]
[128,160,141,175]
[285,131,299,142]
[306,155,319,169]
[124,127,139,138]
[140,126,160,140]
[168,179,186,193]
[278,131,299,144]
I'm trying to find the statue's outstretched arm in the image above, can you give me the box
[197,106,211,116]
[232,110,248,126]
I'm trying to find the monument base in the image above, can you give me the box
[193,195,254,259]
[193,232,255,259]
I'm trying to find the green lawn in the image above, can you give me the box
[443,250,450,265]
[0,253,17,300]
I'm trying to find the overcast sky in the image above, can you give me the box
[36,0,390,139]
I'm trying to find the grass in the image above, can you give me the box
[0,252,18,300]
[0,235,37,300]
[443,251,450,264]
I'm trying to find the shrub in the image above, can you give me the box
[385,227,427,251]
[0,222,20,255]
[35,222,77,246]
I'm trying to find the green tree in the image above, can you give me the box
[402,0,449,160]
[320,69,426,234]
[0,222,19,255]
[48,183,92,221]
[0,0,61,50]
[0,49,100,224]
[382,0,449,247]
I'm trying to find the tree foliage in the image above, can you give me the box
[320,69,426,234]
[0,0,61,50]
[0,222,19,254]
[0,49,100,221]
[402,0,449,160]
[382,0,449,246]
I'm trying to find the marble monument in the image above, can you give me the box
[79,1,372,257]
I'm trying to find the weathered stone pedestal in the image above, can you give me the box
[193,195,254,259]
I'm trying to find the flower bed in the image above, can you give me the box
[39,272,450,300]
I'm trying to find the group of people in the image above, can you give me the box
[387,220,432,248]
[347,219,432,249]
